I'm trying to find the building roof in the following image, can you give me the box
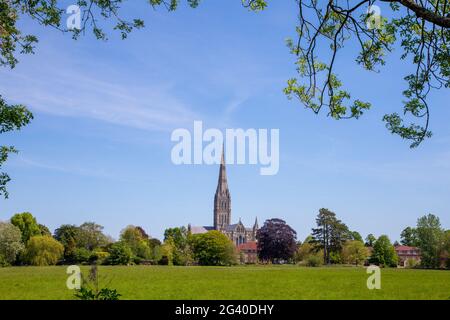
[237,241,257,251]
[395,245,420,251]
[189,226,214,234]
[225,220,252,232]
[225,224,238,231]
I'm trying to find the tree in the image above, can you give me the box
[135,226,150,240]
[442,230,450,269]
[164,226,193,265]
[160,238,175,266]
[295,242,312,263]
[120,225,144,251]
[349,231,364,243]
[107,242,133,265]
[400,226,418,246]
[0,222,24,266]
[0,96,33,198]
[282,0,450,148]
[54,224,81,262]
[1,2,448,169]
[190,231,237,266]
[120,225,153,261]
[10,212,41,243]
[76,222,110,251]
[164,227,189,248]
[257,218,297,263]
[311,209,350,264]
[365,234,377,247]
[54,224,80,245]
[342,240,370,266]
[24,235,64,266]
[0,1,193,198]
[38,224,51,237]
[415,214,444,268]
[148,238,163,263]
[370,235,398,267]
[293,238,323,266]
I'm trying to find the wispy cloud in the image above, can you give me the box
[0,62,201,132]
[9,156,147,182]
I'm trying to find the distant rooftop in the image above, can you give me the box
[237,241,257,251]
[189,226,214,234]
[395,245,420,251]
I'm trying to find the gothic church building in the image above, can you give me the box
[188,152,258,246]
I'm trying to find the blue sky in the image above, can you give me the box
[1,1,449,241]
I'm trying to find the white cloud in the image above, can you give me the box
[8,156,147,182]
[0,64,201,132]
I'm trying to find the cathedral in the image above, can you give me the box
[188,151,258,246]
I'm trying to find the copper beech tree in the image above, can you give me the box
[257,218,297,263]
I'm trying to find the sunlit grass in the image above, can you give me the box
[0,265,448,300]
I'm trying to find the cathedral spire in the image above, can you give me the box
[214,145,231,229]
[216,145,228,193]
[253,217,259,230]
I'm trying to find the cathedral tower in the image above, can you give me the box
[214,150,231,230]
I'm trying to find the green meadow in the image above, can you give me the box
[0,265,449,300]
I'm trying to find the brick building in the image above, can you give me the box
[395,245,421,267]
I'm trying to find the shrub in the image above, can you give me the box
[75,287,121,300]
[158,255,170,265]
[90,250,110,264]
[74,265,121,300]
[405,258,419,268]
[306,255,322,267]
[24,235,64,266]
[342,240,370,266]
[295,242,314,263]
[0,255,9,267]
[190,231,237,266]
[106,242,133,265]
[132,256,143,265]
[74,248,91,264]
[329,252,342,264]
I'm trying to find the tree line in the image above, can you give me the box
[0,212,237,267]
[0,210,448,268]
[292,210,450,269]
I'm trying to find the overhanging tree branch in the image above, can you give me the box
[382,0,450,28]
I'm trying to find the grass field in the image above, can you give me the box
[0,265,449,300]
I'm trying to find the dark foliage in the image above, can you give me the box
[256,218,297,263]
[311,208,351,264]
